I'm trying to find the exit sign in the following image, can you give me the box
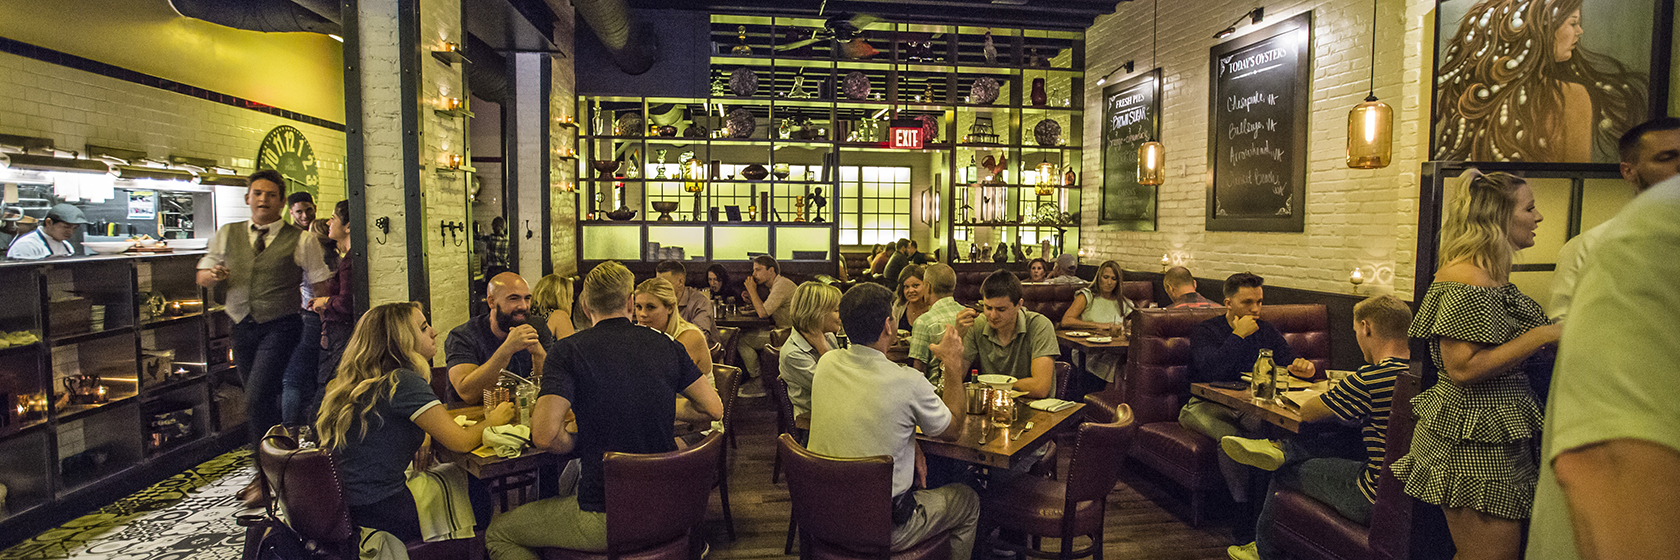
[889,119,923,150]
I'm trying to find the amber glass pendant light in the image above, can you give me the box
[1034,160,1057,195]
[683,158,706,192]
[1346,0,1392,169]
[1136,0,1166,186]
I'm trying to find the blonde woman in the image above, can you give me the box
[1061,260,1134,335]
[890,264,929,332]
[778,282,843,418]
[633,278,712,374]
[532,274,577,342]
[315,302,515,542]
[1391,171,1562,560]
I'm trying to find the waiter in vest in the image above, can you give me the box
[197,169,332,507]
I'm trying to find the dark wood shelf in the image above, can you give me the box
[0,341,43,358]
[140,312,203,329]
[141,373,208,398]
[0,417,49,442]
[50,325,134,347]
[54,394,137,422]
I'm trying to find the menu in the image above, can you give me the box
[1099,69,1161,231]
[1207,11,1312,232]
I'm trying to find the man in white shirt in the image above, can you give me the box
[1548,117,1680,319]
[196,169,332,507]
[6,204,88,260]
[808,283,976,560]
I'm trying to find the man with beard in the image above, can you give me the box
[447,272,548,404]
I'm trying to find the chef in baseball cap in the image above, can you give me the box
[7,203,88,260]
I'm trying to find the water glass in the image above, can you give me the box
[989,391,1016,427]
[483,387,512,411]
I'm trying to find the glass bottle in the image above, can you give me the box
[1251,349,1276,403]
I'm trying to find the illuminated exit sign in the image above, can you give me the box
[889,119,923,150]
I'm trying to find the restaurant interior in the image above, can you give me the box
[0,0,1675,559]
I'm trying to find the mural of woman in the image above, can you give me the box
[1433,0,1647,162]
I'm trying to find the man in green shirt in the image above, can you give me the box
[1526,175,1680,559]
[947,269,1058,398]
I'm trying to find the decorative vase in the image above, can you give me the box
[983,30,998,64]
[613,112,643,136]
[729,67,759,97]
[917,114,939,143]
[771,163,791,180]
[657,125,677,137]
[843,71,871,100]
[1031,78,1047,107]
[1063,168,1077,186]
[741,164,769,181]
[969,77,999,105]
[1033,118,1063,146]
[726,108,756,138]
[682,124,708,138]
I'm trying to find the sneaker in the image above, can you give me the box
[736,383,767,398]
[1221,436,1285,471]
[1227,541,1259,560]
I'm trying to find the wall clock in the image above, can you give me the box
[255,125,320,198]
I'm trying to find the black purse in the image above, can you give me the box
[237,434,319,560]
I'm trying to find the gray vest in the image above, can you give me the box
[225,222,304,324]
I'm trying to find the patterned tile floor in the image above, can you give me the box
[0,450,253,560]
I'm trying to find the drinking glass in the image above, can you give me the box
[483,387,512,411]
[989,391,1015,427]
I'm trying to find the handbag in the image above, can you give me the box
[238,433,321,560]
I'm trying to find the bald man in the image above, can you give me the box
[447,272,549,404]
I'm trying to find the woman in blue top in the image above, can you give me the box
[314,302,515,542]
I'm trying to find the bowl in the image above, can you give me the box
[167,238,209,250]
[976,374,1017,390]
[133,238,158,248]
[83,241,132,255]
[605,208,638,221]
[651,201,680,212]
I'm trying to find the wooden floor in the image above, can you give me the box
[699,395,1240,560]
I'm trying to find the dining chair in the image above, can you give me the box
[536,432,724,560]
[716,326,741,368]
[778,434,953,560]
[762,345,790,483]
[978,404,1137,560]
[711,364,741,541]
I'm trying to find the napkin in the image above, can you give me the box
[1028,398,1078,412]
[481,424,533,458]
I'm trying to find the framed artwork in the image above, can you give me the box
[1206,11,1313,232]
[1099,68,1162,231]
[1430,0,1673,163]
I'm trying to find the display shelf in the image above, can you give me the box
[139,312,203,330]
[140,373,208,398]
[49,326,135,347]
[0,417,48,442]
[951,221,1079,228]
[0,341,43,359]
[54,394,137,423]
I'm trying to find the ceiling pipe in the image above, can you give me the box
[467,34,511,105]
[573,0,658,75]
[168,0,341,35]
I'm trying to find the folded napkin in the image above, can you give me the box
[482,424,532,458]
[453,415,478,427]
[1028,398,1078,412]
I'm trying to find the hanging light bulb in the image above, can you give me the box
[1137,141,1165,185]
[1347,95,1393,168]
[1034,160,1057,196]
[682,158,706,193]
[1347,0,1392,169]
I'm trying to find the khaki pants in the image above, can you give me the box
[737,328,774,379]
[892,483,980,560]
[485,459,598,560]
[1178,397,1267,502]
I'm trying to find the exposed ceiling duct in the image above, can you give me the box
[466,34,511,104]
[574,0,658,75]
[168,0,342,36]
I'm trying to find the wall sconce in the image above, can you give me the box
[1214,7,1265,39]
[435,97,470,118]
[1350,267,1366,292]
[1095,60,1136,86]
[557,115,576,125]
[1137,141,1165,185]
[554,181,576,193]
[431,41,467,65]
[920,187,941,225]
[441,153,463,170]
[1034,160,1057,196]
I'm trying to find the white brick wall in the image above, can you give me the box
[421,0,472,348]
[1082,0,1434,299]
[358,0,415,310]
[550,0,579,277]
[0,51,347,207]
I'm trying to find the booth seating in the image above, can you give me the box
[1018,281,1156,324]
[1085,304,1330,525]
[840,251,874,280]
[1268,362,1426,560]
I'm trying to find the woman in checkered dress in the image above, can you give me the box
[1391,171,1563,560]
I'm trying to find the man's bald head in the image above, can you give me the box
[487,272,533,332]
[1163,266,1199,299]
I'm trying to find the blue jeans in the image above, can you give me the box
[1255,440,1374,560]
[281,310,322,426]
[233,314,302,447]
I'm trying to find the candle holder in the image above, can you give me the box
[989,390,1016,427]
[1161,253,1171,272]
[1350,268,1366,292]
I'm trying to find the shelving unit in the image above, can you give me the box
[0,252,243,544]
[575,16,1084,264]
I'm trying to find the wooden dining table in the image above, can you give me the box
[433,404,573,510]
[1189,382,1314,433]
[795,402,1086,470]
[715,313,774,329]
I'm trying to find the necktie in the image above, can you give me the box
[252,224,267,254]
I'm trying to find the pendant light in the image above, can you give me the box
[1346,0,1393,169]
[1034,159,1057,196]
[1136,0,1166,186]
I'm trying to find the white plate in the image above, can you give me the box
[976,374,1017,389]
[1062,331,1093,337]
[83,241,132,255]
[167,238,209,250]
[1085,336,1114,343]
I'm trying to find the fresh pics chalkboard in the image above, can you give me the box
[1099,69,1161,231]
[1206,11,1312,232]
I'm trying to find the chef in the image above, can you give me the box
[7,204,87,260]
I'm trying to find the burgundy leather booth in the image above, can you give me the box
[1268,362,1427,560]
[1087,304,1330,525]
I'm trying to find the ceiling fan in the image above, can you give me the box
[774,8,883,58]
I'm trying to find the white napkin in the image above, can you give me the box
[482,424,532,458]
[1028,398,1078,412]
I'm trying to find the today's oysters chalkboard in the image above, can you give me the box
[1206,11,1312,232]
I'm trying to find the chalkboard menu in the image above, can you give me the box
[1099,69,1161,231]
[1206,11,1312,232]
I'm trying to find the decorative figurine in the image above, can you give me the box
[808,187,827,222]
[793,196,808,222]
[730,25,752,55]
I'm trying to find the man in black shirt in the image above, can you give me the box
[446,272,549,404]
[883,238,912,289]
[1179,273,1315,540]
[486,261,722,559]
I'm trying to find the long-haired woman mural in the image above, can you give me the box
[1433,0,1650,162]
